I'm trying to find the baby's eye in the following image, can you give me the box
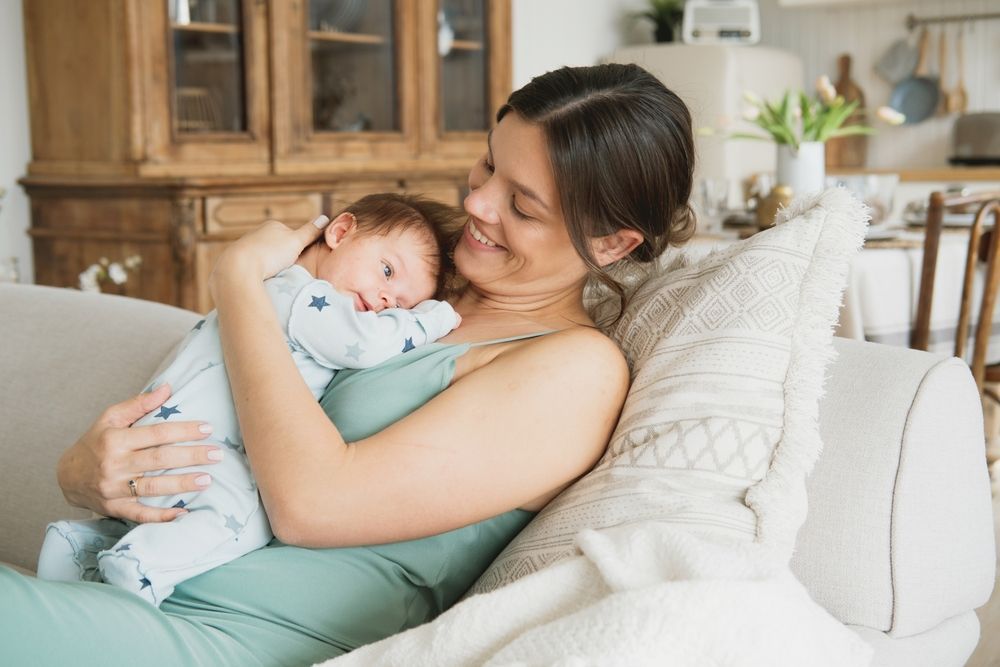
[382,261,393,279]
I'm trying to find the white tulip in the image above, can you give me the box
[876,106,906,126]
[816,75,837,104]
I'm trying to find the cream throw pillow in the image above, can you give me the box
[470,188,867,595]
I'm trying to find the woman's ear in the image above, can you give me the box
[323,212,358,249]
[590,229,644,267]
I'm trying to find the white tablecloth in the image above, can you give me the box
[838,229,1000,363]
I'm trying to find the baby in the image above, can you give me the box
[37,193,462,606]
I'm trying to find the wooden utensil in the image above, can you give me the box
[938,28,948,114]
[825,53,867,169]
[890,27,939,125]
[948,26,969,114]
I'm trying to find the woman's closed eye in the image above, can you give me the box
[511,197,531,220]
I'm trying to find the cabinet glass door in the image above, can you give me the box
[438,0,489,132]
[308,0,399,134]
[168,0,248,134]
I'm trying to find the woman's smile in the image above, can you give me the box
[465,219,504,251]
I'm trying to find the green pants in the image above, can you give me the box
[0,538,438,667]
[0,510,529,667]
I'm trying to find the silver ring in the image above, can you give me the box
[128,478,139,498]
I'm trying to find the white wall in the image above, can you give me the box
[511,0,650,88]
[758,0,1000,170]
[0,0,32,283]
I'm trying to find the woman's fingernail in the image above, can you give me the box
[312,215,331,229]
[195,474,212,487]
[207,449,224,461]
[199,423,214,434]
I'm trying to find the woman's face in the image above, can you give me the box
[456,112,590,301]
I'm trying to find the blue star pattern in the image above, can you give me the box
[172,500,187,509]
[222,436,244,454]
[115,543,132,552]
[309,295,330,312]
[155,404,181,420]
[139,577,152,590]
[224,514,244,535]
[402,337,415,353]
[193,319,206,330]
[200,361,218,372]
[345,341,364,361]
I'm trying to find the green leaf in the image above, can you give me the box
[728,132,774,142]
[815,99,862,141]
[827,125,877,138]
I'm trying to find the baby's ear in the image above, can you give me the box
[324,212,358,249]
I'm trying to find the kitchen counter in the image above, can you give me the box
[829,167,1000,183]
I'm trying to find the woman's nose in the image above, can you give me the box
[464,183,501,226]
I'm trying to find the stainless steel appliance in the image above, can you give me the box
[950,112,1000,166]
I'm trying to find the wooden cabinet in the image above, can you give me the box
[21,0,510,312]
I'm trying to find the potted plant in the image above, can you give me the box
[730,76,905,196]
[639,0,685,43]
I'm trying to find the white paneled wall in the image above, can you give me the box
[758,0,1000,169]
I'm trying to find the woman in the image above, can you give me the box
[1,63,694,665]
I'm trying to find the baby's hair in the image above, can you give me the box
[338,193,464,300]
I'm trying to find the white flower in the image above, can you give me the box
[78,264,102,292]
[876,106,906,126]
[816,75,837,104]
[108,262,128,285]
[124,255,143,270]
[742,90,763,106]
[742,106,760,121]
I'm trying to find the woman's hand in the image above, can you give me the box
[57,384,223,523]
[209,215,331,297]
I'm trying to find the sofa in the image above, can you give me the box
[0,282,995,666]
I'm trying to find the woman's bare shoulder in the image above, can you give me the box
[499,326,629,389]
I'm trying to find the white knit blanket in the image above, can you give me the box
[320,522,873,667]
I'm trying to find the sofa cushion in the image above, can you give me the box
[470,188,866,594]
[0,285,198,572]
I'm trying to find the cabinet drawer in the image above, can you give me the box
[205,194,322,234]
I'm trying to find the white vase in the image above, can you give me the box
[776,141,826,198]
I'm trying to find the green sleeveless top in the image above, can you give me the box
[159,337,539,663]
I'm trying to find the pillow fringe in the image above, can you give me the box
[744,188,869,558]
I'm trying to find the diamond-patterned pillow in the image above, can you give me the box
[469,188,867,595]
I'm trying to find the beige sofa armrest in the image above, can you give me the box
[793,337,996,640]
[0,285,198,572]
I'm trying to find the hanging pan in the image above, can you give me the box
[889,27,939,124]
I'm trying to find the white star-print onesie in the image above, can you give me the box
[36,264,459,606]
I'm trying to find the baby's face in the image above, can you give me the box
[317,226,438,312]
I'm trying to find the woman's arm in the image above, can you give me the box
[57,384,222,522]
[212,219,629,548]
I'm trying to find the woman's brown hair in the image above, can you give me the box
[497,63,696,323]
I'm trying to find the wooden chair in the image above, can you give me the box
[912,190,1000,396]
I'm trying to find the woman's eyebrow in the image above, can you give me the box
[486,129,551,214]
